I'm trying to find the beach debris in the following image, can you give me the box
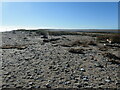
[107,39,112,44]
[0,45,26,50]
[68,48,85,54]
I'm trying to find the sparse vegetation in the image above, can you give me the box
[97,35,110,41]
[61,40,90,47]
[14,29,83,36]
[97,33,120,44]
[110,34,120,43]
[61,40,82,47]
[48,31,81,36]
[36,29,49,36]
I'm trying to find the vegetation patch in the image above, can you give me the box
[103,52,120,65]
[48,31,81,36]
[110,34,120,43]
[61,40,89,47]
[103,52,120,60]
[97,33,120,44]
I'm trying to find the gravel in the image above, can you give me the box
[1,31,120,88]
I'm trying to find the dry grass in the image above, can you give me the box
[70,40,97,47]
[61,40,88,47]
[110,34,120,43]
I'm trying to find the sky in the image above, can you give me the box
[1,2,118,30]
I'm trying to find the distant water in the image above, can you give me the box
[49,29,120,33]
[0,27,119,33]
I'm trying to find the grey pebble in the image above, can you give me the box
[80,68,86,72]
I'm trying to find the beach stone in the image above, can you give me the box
[2,31,120,88]
[29,82,33,85]
[49,66,53,69]
[83,83,89,86]
[94,63,103,68]
[105,79,111,83]
[74,79,79,83]
[29,76,34,79]
[16,84,23,88]
[64,81,71,85]
[59,81,64,84]
[66,64,70,67]
[2,84,10,88]
[77,84,82,88]
[35,86,40,88]
[45,83,51,88]
[80,68,86,72]
[7,75,12,79]
[99,82,104,86]
[4,72,10,75]
[2,67,4,69]
[105,76,112,83]
[82,76,89,81]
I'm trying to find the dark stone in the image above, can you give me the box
[35,86,40,88]
[49,66,53,69]
[43,39,50,42]
[77,84,82,88]
[45,83,51,88]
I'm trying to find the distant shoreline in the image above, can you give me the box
[2,29,120,33]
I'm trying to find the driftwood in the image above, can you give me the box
[0,45,26,50]
[50,38,60,41]
[43,38,60,43]
[69,48,85,54]
[0,43,38,50]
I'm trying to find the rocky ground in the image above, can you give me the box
[1,30,120,89]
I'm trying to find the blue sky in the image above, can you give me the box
[2,2,118,29]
